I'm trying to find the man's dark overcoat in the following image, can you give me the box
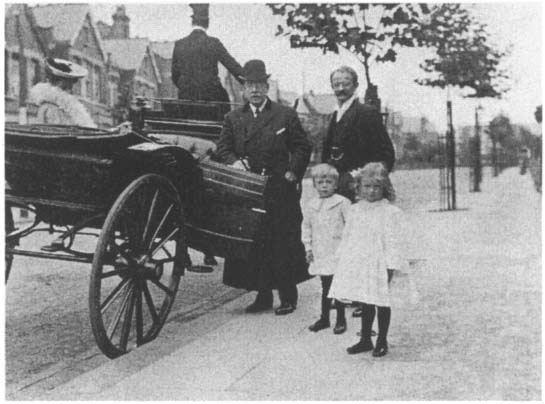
[215,99,312,291]
[171,29,243,102]
[322,99,395,199]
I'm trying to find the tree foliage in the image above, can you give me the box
[415,4,510,98]
[268,3,431,87]
[487,114,514,146]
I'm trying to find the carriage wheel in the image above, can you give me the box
[5,204,15,283]
[90,174,187,358]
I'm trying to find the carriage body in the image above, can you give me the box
[5,120,268,260]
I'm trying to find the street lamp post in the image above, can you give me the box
[472,104,483,192]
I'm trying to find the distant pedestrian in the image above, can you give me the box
[302,164,351,334]
[328,162,404,357]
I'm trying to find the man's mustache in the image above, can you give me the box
[335,90,348,97]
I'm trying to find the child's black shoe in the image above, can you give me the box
[333,320,347,335]
[372,341,388,357]
[356,330,377,337]
[346,339,374,354]
[352,307,363,317]
[308,318,330,332]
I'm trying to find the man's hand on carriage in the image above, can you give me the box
[230,158,250,171]
[109,121,132,135]
[284,171,297,183]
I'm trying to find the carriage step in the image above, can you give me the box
[41,238,64,252]
[186,265,214,273]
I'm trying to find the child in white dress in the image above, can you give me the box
[328,162,404,357]
[302,164,352,334]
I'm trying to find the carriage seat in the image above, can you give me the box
[149,134,217,158]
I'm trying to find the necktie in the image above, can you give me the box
[254,107,260,118]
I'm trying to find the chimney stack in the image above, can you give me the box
[111,5,130,39]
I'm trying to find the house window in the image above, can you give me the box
[109,80,118,107]
[8,53,20,98]
[84,61,92,99]
[28,59,41,87]
[94,65,101,101]
[81,26,89,46]
[72,56,82,95]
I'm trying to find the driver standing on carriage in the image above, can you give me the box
[29,58,97,128]
[171,3,244,112]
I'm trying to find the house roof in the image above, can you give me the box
[304,93,337,115]
[103,38,148,70]
[103,38,161,82]
[150,41,175,59]
[278,90,299,107]
[5,4,46,53]
[31,4,89,44]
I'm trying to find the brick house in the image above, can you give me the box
[29,3,116,127]
[102,38,161,118]
[150,41,178,99]
[5,4,47,123]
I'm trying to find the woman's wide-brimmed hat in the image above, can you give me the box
[45,57,87,79]
[240,59,271,82]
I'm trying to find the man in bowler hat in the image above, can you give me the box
[215,60,312,315]
[171,3,243,109]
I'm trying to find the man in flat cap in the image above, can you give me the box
[215,60,312,315]
[171,3,243,110]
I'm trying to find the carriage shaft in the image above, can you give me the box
[7,248,93,264]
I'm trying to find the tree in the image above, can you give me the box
[268,3,431,108]
[487,114,519,174]
[414,4,510,194]
[415,3,510,98]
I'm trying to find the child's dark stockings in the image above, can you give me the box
[321,276,345,324]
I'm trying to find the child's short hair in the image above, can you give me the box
[351,162,396,202]
[310,163,339,181]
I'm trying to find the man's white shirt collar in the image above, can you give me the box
[335,93,358,122]
[250,98,268,117]
[192,26,207,33]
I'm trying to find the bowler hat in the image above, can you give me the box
[45,57,87,79]
[241,60,271,82]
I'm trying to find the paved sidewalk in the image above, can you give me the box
[43,168,541,400]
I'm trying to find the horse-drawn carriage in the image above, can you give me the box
[5,99,268,358]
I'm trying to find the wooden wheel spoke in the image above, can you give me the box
[147,204,174,249]
[161,246,173,259]
[136,285,144,345]
[151,228,179,257]
[106,280,134,340]
[142,282,159,324]
[142,190,160,247]
[150,278,174,297]
[101,277,130,313]
[119,285,137,350]
[120,213,143,247]
[100,267,129,279]
[150,257,175,265]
